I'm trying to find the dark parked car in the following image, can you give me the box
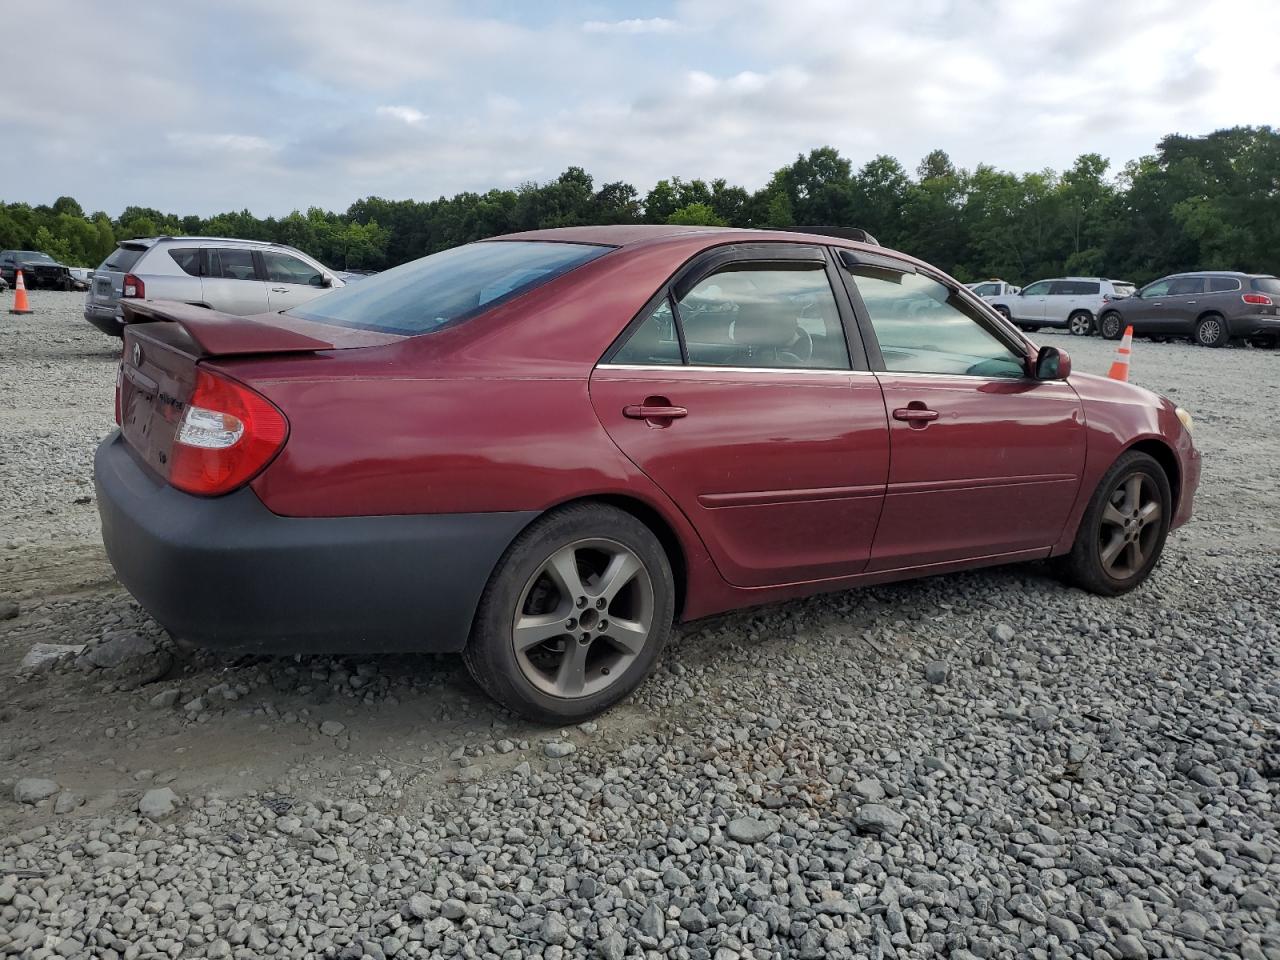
[0,250,74,290]
[96,226,1200,721]
[1098,271,1280,348]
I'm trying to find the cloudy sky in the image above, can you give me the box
[3,0,1276,217]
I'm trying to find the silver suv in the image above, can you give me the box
[84,237,343,336]
[987,276,1135,336]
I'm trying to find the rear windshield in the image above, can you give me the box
[1252,277,1280,295]
[289,240,611,335]
[100,245,146,273]
[1110,282,1136,297]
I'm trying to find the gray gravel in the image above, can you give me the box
[2,292,1279,959]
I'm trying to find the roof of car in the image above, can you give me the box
[493,224,884,250]
[1165,270,1265,278]
[122,236,302,249]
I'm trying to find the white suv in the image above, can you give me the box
[84,237,343,337]
[988,277,1135,336]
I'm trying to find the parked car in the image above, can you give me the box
[1098,271,1280,348]
[84,237,344,337]
[96,226,1200,722]
[337,269,379,283]
[966,279,1020,299]
[0,250,75,290]
[989,277,1136,336]
[0,274,8,292]
[67,267,93,291]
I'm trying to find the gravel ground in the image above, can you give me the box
[1,290,1278,960]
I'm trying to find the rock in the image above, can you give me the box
[149,688,181,708]
[320,720,346,737]
[639,900,665,938]
[679,905,708,933]
[1115,933,1149,959]
[853,803,906,837]
[407,894,432,920]
[19,642,83,672]
[541,912,569,945]
[923,660,950,684]
[84,634,157,669]
[977,649,998,667]
[1195,846,1226,870]
[441,898,467,920]
[1047,916,1079,941]
[0,600,19,620]
[544,741,576,759]
[727,817,776,843]
[138,787,179,820]
[14,778,59,804]
[597,930,625,960]
[852,778,885,802]
[990,623,1016,642]
[341,802,367,823]
[53,790,83,815]
[1187,764,1221,789]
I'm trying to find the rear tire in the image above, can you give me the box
[1100,312,1124,340]
[1058,451,1171,596]
[463,503,674,723]
[994,306,1011,321]
[1068,311,1094,336]
[1194,314,1229,348]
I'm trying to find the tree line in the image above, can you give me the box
[1,126,1275,286]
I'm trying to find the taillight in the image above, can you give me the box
[114,363,123,425]
[122,273,144,298]
[168,368,287,496]
[1243,292,1273,306]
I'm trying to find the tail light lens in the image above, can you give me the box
[168,368,287,496]
[122,273,144,298]
[1243,292,1273,306]
[114,363,123,425]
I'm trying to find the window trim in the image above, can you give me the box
[835,251,1032,379]
[600,242,870,373]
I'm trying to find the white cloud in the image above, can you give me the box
[164,133,278,155]
[376,105,427,126]
[582,17,676,35]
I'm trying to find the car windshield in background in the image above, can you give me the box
[1252,277,1280,295]
[101,246,145,273]
[289,240,612,335]
[1112,283,1136,297]
[15,251,55,262]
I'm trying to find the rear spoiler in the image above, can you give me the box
[120,299,403,356]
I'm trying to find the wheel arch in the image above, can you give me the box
[1124,437,1181,510]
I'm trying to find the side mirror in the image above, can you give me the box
[1035,345,1071,380]
[319,274,334,288]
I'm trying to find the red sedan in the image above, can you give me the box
[97,226,1200,721]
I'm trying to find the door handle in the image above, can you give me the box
[893,406,939,423]
[271,286,290,293]
[624,403,688,420]
[1184,300,1197,304]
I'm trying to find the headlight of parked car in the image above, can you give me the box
[1175,407,1194,434]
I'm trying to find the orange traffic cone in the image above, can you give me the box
[9,269,33,315]
[1107,325,1133,381]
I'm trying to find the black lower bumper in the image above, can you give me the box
[94,432,536,653]
[84,305,124,337]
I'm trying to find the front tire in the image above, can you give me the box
[1100,311,1124,340]
[1058,451,1171,596]
[464,503,674,723]
[1194,314,1229,348]
[1068,311,1093,336]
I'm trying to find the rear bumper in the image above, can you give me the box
[84,303,124,336]
[1229,314,1280,338]
[94,432,535,653]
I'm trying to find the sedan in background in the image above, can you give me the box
[1098,271,1280,348]
[96,226,1199,721]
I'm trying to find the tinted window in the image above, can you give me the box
[1142,279,1173,298]
[1110,283,1136,297]
[1208,276,1241,292]
[290,241,609,335]
[972,282,999,296]
[1051,281,1101,295]
[1167,277,1205,296]
[677,265,850,369]
[211,248,259,281]
[101,246,145,273]
[168,248,202,277]
[1021,281,1051,296]
[848,269,1025,379]
[1252,277,1280,295]
[612,298,681,365]
[263,250,324,286]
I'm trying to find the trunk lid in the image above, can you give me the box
[118,300,403,479]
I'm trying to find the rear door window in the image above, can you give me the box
[1208,277,1241,292]
[676,265,850,370]
[1021,281,1051,296]
[612,298,683,365]
[168,248,202,277]
[210,248,260,281]
[262,250,324,286]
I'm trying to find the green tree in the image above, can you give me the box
[666,203,727,227]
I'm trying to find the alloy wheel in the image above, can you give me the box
[1097,472,1162,580]
[1197,318,1222,345]
[1102,314,1122,339]
[511,538,655,699]
[1069,314,1092,336]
